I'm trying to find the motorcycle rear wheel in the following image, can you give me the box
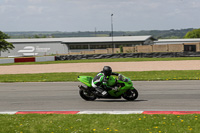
[122,89,138,101]
[79,89,97,101]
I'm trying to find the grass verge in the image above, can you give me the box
[0,70,200,82]
[0,114,199,133]
[0,57,200,66]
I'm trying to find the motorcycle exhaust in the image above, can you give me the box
[78,85,86,91]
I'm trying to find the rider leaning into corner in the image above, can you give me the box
[92,66,119,97]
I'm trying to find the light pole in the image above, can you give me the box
[111,14,114,53]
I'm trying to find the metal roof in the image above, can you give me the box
[154,38,200,45]
[5,38,65,43]
[6,36,155,44]
[61,36,155,44]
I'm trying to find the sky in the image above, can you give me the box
[0,0,200,32]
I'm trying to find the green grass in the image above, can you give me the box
[0,70,200,82]
[0,114,199,133]
[0,57,200,66]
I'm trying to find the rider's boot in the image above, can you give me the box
[101,91,108,97]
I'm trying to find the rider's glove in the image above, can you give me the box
[103,81,107,85]
[112,72,119,76]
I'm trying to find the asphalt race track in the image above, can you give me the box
[0,81,200,112]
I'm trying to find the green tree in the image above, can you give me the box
[0,31,10,39]
[0,31,15,56]
[34,35,40,38]
[184,29,200,38]
[119,45,123,53]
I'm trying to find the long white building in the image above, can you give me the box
[2,36,155,57]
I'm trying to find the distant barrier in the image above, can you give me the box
[0,56,55,64]
[0,58,15,64]
[55,52,200,61]
[1,52,200,64]
[14,57,35,63]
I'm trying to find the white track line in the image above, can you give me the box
[77,111,144,114]
[0,111,17,114]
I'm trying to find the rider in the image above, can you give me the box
[92,66,119,96]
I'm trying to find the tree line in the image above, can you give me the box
[4,28,196,39]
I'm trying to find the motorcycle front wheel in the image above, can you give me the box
[122,89,138,101]
[79,89,97,101]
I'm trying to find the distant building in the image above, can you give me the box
[154,38,200,52]
[154,38,200,45]
[3,38,67,57]
[2,36,156,57]
[62,36,156,52]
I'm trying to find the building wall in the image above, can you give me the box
[123,47,135,53]
[152,45,168,52]
[107,48,120,53]
[136,45,153,53]
[67,43,200,55]
[81,51,95,54]
[94,49,108,54]
[68,52,81,55]
[122,43,200,53]
[168,44,184,52]
[1,42,68,57]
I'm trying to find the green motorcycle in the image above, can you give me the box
[78,74,138,101]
